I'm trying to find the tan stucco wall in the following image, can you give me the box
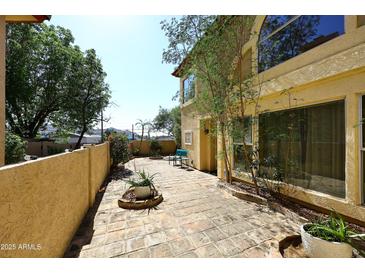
[181,103,202,169]
[0,142,110,257]
[199,120,217,171]
[180,15,365,223]
[84,143,110,207]
[234,15,365,223]
[129,140,177,156]
[0,16,5,166]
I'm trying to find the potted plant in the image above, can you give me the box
[126,170,157,199]
[301,212,365,258]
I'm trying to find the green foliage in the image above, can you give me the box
[152,106,181,147]
[6,23,75,138]
[53,48,110,148]
[130,145,140,157]
[109,133,129,168]
[305,212,365,255]
[5,132,27,164]
[47,146,65,156]
[161,16,217,66]
[126,170,157,187]
[6,23,110,142]
[135,119,153,154]
[162,16,257,183]
[171,106,181,148]
[153,106,173,135]
[149,140,162,156]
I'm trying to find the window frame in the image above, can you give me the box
[182,74,196,104]
[257,99,346,198]
[184,130,193,145]
[232,116,253,173]
[258,15,345,73]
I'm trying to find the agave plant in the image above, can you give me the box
[304,212,365,256]
[126,170,158,188]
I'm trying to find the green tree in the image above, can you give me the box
[6,23,75,138]
[5,132,27,164]
[152,106,181,147]
[54,48,111,149]
[162,16,260,187]
[170,106,181,148]
[135,119,153,151]
[162,16,235,182]
[108,132,129,168]
[152,106,181,148]
[153,106,173,135]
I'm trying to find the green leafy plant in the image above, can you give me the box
[126,170,157,188]
[5,132,27,164]
[304,212,365,256]
[109,132,130,168]
[150,140,162,156]
[47,146,66,156]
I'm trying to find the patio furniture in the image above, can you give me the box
[169,149,189,168]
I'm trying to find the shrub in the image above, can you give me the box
[109,132,129,167]
[149,140,162,156]
[5,132,27,164]
[129,142,140,157]
[47,146,66,156]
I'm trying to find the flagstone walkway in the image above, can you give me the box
[68,158,304,258]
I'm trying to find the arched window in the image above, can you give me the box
[258,16,345,72]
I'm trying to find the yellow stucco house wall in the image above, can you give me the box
[176,15,365,224]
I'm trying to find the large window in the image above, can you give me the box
[258,101,345,198]
[183,75,195,103]
[259,15,345,72]
[233,116,253,173]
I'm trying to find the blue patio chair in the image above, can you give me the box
[169,149,189,167]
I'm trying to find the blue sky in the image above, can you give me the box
[47,16,179,131]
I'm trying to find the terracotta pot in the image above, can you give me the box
[300,224,353,258]
[133,186,152,199]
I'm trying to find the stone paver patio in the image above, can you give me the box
[69,158,304,258]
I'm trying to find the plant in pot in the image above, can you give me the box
[126,170,158,200]
[301,212,365,258]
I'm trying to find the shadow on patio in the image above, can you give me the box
[65,157,305,258]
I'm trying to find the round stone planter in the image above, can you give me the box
[118,194,163,210]
[149,156,163,160]
[300,224,353,258]
[133,186,153,199]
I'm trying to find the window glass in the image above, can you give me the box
[232,116,252,144]
[260,15,296,40]
[233,116,253,173]
[234,144,253,173]
[258,100,345,198]
[259,16,345,72]
[183,75,195,103]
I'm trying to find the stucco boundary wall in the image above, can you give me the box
[129,140,177,156]
[0,142,110,258]
[26,141,76,157]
